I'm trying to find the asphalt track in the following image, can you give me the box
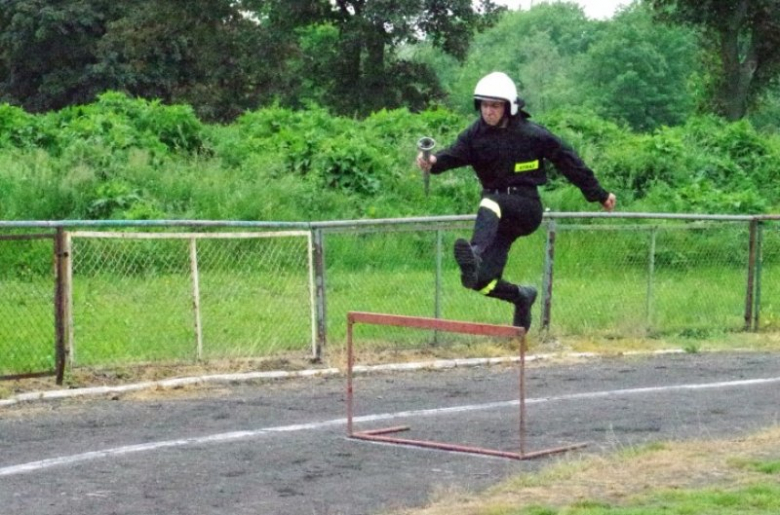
[1,351,779,515]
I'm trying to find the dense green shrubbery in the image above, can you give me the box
[624,117,780,214]
[230,106,391,195]
[0,92,209,220]
[2,93,780,223]
[539,110,780,214]
[0,104,43,149]
[0,92,206,157]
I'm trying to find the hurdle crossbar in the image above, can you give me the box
[346,311,587,460]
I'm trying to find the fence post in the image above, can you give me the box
[753,221,764,331]
[312,228,327,361]
[53,227,69,385]
[189,237,204,361]
[65,232,75,367]
[432,229,443,345]
[646,227,657,330]
[541,218,557,331]
[744,219,759,331]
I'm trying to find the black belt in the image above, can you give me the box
[481,186,536,196]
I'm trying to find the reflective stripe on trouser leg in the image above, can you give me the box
[472,198,501,251]
[479,198,501,217]
[479,279,498,295]
[485,279,523,303]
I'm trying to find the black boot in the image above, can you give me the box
[453,238,481,289]
[512,286,538,331]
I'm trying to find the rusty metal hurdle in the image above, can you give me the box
[346,311,587,460]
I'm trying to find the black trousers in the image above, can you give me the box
[468,192,543,303]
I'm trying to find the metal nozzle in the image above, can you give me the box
[417,137,436,160]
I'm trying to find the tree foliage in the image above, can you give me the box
[0,0,502,120]
[647,0,780,120]
[304,0,505,115]
[91,0,290,122]
[2,0,779,129]
[581,3,699,130]
[0,0,123,111]
[451,2,598,115]
[451,2,699,132]
[0,0,304,122]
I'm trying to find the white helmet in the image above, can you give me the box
[473,71,520,116]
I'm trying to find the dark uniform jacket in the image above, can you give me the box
[430,115,609,204]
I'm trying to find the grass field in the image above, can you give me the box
[399,426,780,515]
[1,259,775,376]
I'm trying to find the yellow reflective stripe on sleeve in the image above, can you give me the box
[480,279,498,295]
[514,160,539,173]
[479,198,501,218]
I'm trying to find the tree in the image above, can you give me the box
[749,80,780,132]
[1,0,503,119]
[450,2,598,116]
[320,0,505,115]
[0,0,124,111]
[91,0,293,122]
[0,0,305,121]
[581,3,699,131]
[648,0,780,120]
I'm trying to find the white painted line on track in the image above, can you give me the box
[2,375,779,478]
[0,368,343,407]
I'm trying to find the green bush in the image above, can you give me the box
[0,104,44,149]
[38,92,206,159]
[540,111,780,213]
[3,96,780,222]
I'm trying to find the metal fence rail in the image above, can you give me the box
[0,213,776,382]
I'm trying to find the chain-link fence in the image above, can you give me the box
[67,230,313,367]
[756,222,780,329]
[1,214,777,381]
[320,216,764,354]
[0,232,57,379]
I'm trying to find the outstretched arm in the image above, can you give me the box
[540,126,614,208]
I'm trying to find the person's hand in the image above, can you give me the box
[416,152,436,172]
[602,193,616,212]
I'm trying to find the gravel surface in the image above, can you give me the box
[1,351,779,515]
